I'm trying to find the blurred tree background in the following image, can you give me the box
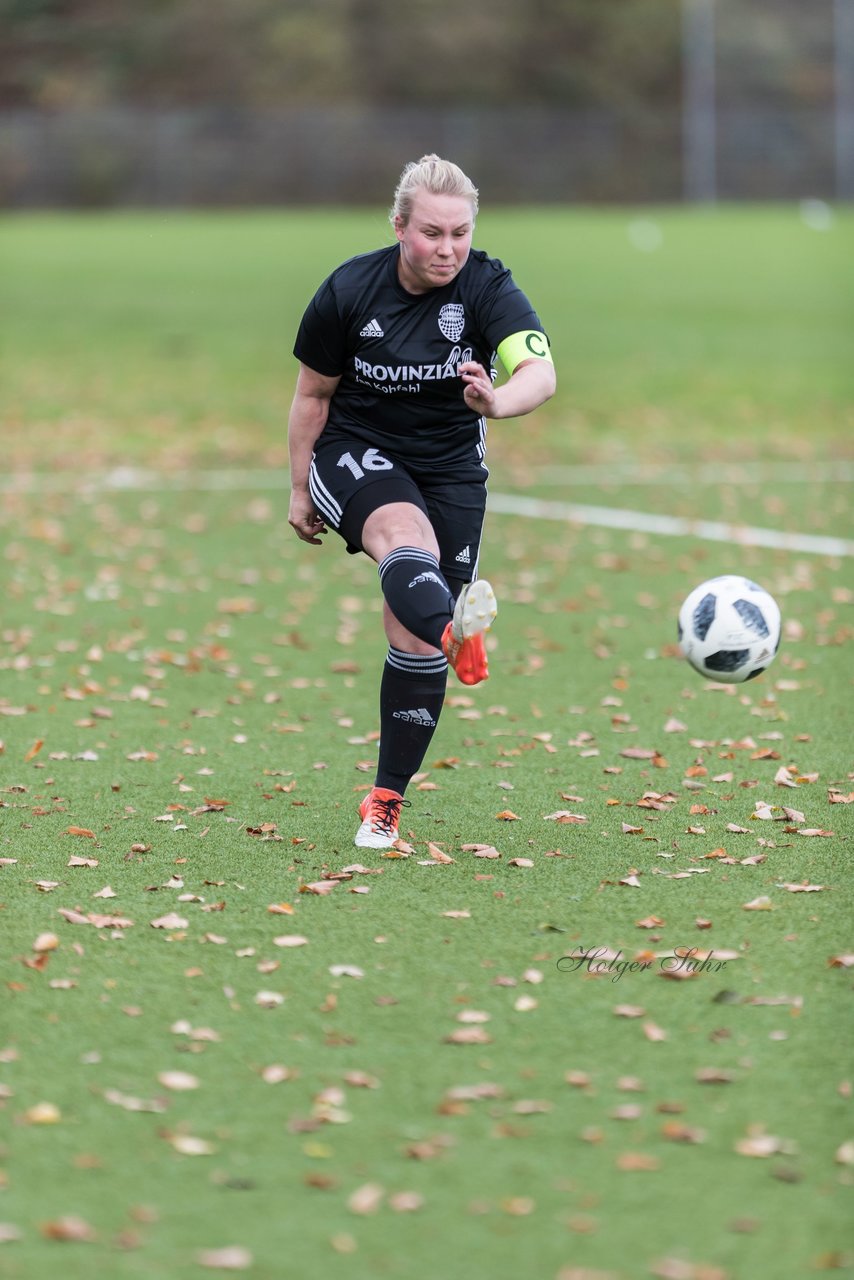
[0,0,846,204]
[0,0,684,109]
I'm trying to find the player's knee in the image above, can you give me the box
[383,605,441,654]
[362,503,437,559]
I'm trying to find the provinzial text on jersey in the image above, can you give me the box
[354,347,473,387]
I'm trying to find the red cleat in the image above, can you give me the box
[441,579,497,686]
[355,786,410,849]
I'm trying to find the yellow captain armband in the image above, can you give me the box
[496,330,553,375]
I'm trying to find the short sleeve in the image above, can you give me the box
[293,276,348,376]
[476,265,544,357]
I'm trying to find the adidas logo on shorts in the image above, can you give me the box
[359,318,384,338]
[392,707,437,727]
[455,545,471,564]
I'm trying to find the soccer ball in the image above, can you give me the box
[677,575,781,683]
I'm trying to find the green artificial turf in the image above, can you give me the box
[0,208,853,1279]
[1,205,852,471]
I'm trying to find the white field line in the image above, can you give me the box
[5,467,853,558]
[5,461,853,495]
[525,461,854,487]
[486,493,854,559]
[4,468,281,494]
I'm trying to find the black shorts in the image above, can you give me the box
[309,435,487,588]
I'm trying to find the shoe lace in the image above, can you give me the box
[369,794,410,836]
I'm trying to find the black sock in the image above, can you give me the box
[375,647,448,794]
[377,548,454,649]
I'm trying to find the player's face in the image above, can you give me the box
[394,192,474,294]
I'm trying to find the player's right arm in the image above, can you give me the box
[287,362,341,544]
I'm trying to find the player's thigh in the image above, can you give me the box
[360,502,442,563]
[309,436,429,554]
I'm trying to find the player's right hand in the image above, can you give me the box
[288,491,328,545]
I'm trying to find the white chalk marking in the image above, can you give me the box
[4,468,852,557]
[527,461,854,487]
[486,493,854,558]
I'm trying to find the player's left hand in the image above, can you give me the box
[459,361,497,416]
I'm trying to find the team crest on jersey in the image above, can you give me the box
[438,303,465,343]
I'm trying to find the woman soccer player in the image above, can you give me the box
[288,154,555,849]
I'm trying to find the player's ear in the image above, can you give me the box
[393,215,406,242]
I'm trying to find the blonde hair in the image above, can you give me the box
[390,154,479,227]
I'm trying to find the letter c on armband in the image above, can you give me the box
[496,330,553,375]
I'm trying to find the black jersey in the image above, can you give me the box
[293,244,545,470]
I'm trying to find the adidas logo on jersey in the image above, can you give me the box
[392,707,437,727]
[359,318,384,338]
[455,545,471,564]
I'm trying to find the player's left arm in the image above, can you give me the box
[460,330,555,419]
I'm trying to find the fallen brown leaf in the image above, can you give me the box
[347,1183,384,1215]
[103,1087,166,1114]
[254,991,284,1008]
[195,1245,253,1270]
[388,1191,425,1212]
[40,1215,97,1242]
[170,1134,216,1156]
[32,932,59,953]
[25,1101,61,1124]
[648,1260,728,1280]
[660,1120,706,1144]
[444,1027,492,1045]
[150,912,188,930]
[615,1151,660,1171]
[695,1067,736,1084]
[734,1129,796,1158]
[556,1266,620,1280]
[426,843,454,863]
[157,1071,199,1092]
